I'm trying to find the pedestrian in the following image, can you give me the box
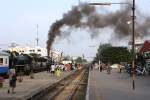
[100,64,103,72]
[51,64,55,76]
[75,63,77,69]
[56,67,61,77]
[8,68,17,94]
[90,64,93,71]
[107,64,111,74]
[118,64,122,73]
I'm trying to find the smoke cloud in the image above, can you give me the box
[47,2,150,56]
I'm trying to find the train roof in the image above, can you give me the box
[0,51,9,56]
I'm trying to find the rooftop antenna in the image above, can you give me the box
[36,24,39,46]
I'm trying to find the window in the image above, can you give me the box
[29,50,35,52]
[0,58,3,65]
[5,58,7,64]
[37,49,41,52]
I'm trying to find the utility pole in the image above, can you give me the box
[36,24,39,46]
[132,0,135,90]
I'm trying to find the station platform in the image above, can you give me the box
[0,71,74,100]
[86,69,150,100]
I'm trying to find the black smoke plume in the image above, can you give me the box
[47,3,150,56]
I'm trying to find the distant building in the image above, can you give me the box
[139,40,150,68]
[8,45,62,63]
[50,49,63,63]
[128,37,144,52]
[9,46,47,56]
[139,40,150,56]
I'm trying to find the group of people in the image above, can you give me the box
[90,63,112,74]
[99,63,112,74]
[91,63,124,74]
[46,63,81,76]
[47,64,62,77]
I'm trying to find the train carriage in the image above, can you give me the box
[0,52,9,75]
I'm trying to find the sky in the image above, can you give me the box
[0,0,150,61]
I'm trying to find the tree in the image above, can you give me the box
[93,43,112,64]
[82,59,87,63]
[136,53,146,67]
[100,46,132,64]
[75,57,83,63]
[94,43,132,64]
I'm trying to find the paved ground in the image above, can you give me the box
[0,71,74,100]
[88,69,150,100]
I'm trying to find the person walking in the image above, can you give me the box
[100,64,103,72]
[56,67,61,77]
[8,68,17,94]
[51,64,55,76]
[118,64,122,73]
[90,64,93,71]
[107,64,111,74]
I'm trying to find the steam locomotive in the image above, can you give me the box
[9,53,52,75]
[0,50,55,76]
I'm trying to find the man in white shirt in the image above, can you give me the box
[51,64,55,75]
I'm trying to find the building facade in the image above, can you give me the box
[9,46,47,56]
[139,40,150,68]
[128,37,144,53]
[9,46,62,63]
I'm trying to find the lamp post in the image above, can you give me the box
[89,0,136,90]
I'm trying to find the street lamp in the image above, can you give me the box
[89,0,136,90]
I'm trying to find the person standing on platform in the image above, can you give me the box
[107,63,111,74]
[100,64,103,72]
[90,64,93,71]
[8,68,17,94]
[51,64,55,76]
[56,67,61,77]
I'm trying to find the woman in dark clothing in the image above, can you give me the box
[8,69,17,94]
[100,64,103,72]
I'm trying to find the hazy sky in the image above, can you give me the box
[0,0,150,60]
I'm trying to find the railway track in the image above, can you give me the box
[38,66,89,100]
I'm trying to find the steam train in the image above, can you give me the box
[0,51,52,76]
[11,54,52,75]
